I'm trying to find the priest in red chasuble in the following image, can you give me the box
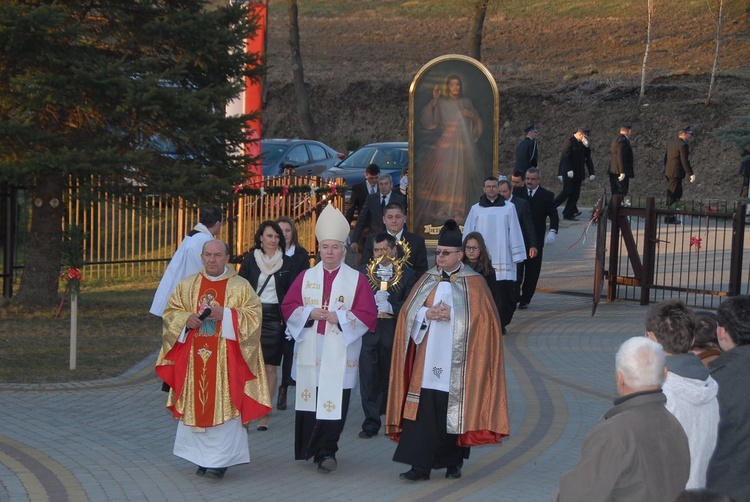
[156,239,270,480]
[385,219,510,482]
[281,204,378,473]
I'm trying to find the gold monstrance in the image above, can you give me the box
[365,239,412,318]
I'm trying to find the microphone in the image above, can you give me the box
[198,308,212,321]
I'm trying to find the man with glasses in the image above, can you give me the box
[386,220,509,482]
[463,176,526,334]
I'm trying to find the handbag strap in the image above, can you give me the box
[256,273,273,297]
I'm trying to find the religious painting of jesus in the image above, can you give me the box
[409,55,499,243]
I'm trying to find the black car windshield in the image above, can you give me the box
[339,146,407,169]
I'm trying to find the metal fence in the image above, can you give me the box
[2,175,345,293]
[607,196,749,309]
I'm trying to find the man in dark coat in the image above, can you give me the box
[514,124,539,173]
[345,163,380,223]
[350,175,407,255]
[608,123,634,198]
[706,295,750,501]
[555,337,690,501]
[554,127,596,221]
[360,202,428,277]
[663,126,695,223]
[515,168,559,310]
[357,233,417,439]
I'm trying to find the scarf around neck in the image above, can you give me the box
[254,248,283,276]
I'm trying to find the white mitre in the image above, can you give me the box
[316,204,349,243]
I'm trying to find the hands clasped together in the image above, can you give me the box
[425,300,451,322]
[310,307,339,324]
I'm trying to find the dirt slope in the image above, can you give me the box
[261,11,750,203]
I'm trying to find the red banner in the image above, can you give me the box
[244,3,267,181]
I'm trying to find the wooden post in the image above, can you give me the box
[70,291,78,370]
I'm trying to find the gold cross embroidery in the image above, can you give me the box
[301,388,312,402]
[323,400,336,412]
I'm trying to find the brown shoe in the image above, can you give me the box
[277,386,287,410]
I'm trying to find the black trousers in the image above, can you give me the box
[280,338,295,388]
[609,173,629,197]
[496,279,517,328]
[666,177,683,207]
[517,247,544,305]
[295,389,351,461]
[554,177,582,219]
[359,325,395,434]
[393,388,469,471]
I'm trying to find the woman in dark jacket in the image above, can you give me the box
[238,220,293,429]
[274,216,310,410]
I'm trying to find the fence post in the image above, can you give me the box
[640,197,657,305]
[607,195,622,301]
[1,182,16,299]
[728,199,745,296]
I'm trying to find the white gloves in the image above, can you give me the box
[567,170,574,179]
[375,290,392,314]
[544,229,557,245]
[618,173,626,182]
[557,175,563,182]
[589,174,596,181]
[689,174,696,183]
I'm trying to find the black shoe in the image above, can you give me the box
[563,216,580,221]
[257,424,268,431]
[399,468,430,481]
[519,303,528,310]
[445,466,462,479]
[204,467,227,479]
[358,430,377,439]
[502,327,507,335]
[574,211,582,217]
[664,216,681,224]
[317,455,337,473]
[196,466,207,477]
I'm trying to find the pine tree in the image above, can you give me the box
[0,0,262,306]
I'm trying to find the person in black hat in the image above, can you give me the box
[663,126,696,224]
[608,123,634,199]
[385,219,510,483]
[555,127,596,220]
[515,124,539,174]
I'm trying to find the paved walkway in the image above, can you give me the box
[0,211,656,502]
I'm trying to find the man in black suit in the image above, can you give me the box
[608,123,634,198]
[515,168,559,309]
[663,126,695,224]
[360,202,428,277]
[345,164,380,223]
[515,123,539,173]
[357,232,417,439]
[350,175,406,254]
[555,127,596,221]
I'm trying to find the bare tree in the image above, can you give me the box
[288,0,317,139]
[706,0,725,105]
[639,0,655,104]
[468,0,490,61]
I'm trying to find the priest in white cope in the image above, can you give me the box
[156,240,271,480]
[462,177,526,333]
[150,206,223,317]
[281,204,378,473]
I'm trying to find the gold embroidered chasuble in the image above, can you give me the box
[156,268,271,426]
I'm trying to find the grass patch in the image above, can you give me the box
[0,283,161,384]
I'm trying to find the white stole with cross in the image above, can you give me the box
[286,263,362,420]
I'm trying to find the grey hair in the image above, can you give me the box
[615,336,665,388]
[378,174,393,183]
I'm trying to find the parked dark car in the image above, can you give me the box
[321,142,408,188]
[261,139,344,178]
